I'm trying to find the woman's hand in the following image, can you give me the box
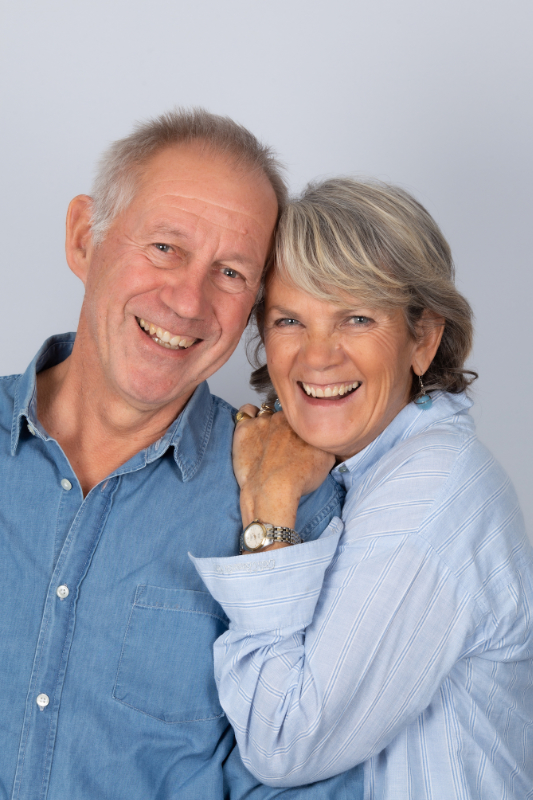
[233,404,335,535]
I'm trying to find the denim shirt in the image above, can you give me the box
[0,334,363,800]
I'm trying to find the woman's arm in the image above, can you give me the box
[194,513,477,787]
[192,416,485,787]
[232,406,335,530]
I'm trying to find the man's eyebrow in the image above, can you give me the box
[146,225,191,240]
[145,227,257,267]
[214,253,255,266]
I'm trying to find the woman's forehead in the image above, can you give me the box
[265,270,394,313]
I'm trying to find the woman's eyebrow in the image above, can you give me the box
[267,304,297,316]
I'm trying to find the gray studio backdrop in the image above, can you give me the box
[1,0,531,538]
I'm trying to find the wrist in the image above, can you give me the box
[240,490,298,531]
[240,520,302,553]
[240,478,300,528]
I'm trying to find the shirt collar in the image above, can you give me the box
[11,333,216,482]
[332,391,474,489]
[166,381,215,482]
[11,333,76,455]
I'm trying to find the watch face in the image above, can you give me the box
[244,522,265,550]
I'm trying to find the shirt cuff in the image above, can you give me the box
[190,517,343,632]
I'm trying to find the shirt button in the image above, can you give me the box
[36,693,49,709]
[338,465,348,473]
[27,423,36,436]
[60,478,72,491]
[56,585,69,600]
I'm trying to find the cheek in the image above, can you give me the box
[221,296,256,335]
[377,344,416,399]
[265,345,291,390]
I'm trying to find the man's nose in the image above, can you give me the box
[159,261,213,321]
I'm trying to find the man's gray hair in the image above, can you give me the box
[90,108,287,245]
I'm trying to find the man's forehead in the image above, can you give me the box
[127,145,278,238]
[138,143,274,204]
[118,151,274,242]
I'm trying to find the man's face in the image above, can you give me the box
[73,143,278,413]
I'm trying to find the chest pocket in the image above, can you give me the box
[113,585,228,723]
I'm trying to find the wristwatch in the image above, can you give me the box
[240,520,302,553]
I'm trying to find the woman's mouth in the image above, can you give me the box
[136,317,198,350]
[300,381,360,399]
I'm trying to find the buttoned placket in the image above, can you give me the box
[11,440,120,800]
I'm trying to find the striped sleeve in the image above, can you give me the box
[193,422,533,798]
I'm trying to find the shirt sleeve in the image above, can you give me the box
[191,511,478,788]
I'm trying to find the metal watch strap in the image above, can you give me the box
[265,526,302,545]
[240,520,302,553]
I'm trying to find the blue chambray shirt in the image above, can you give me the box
[0,334,364,800]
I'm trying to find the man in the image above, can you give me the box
[0,110,363,799]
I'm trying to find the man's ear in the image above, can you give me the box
[65,195,94,285]
[411,310,445,377]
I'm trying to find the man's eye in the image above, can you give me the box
[154,243,172,253]
[221,267,239,279]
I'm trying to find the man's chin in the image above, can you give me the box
[116,372,198,415]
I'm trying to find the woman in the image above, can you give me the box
[192,179,533,799]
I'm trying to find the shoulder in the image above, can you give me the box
[210,393,237,421]
[203,393,237,451]
[349,406,477,520]
[0,372,21,389]
[343,409,530,602]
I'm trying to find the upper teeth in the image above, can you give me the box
[301,381,360,398]
[138,318,197,350]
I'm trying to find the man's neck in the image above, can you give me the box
[36,343,189,497]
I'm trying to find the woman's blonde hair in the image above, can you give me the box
[249,178,477,399]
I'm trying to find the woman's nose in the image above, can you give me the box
[299,332,344,371]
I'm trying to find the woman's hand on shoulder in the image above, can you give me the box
[233,404,335,531]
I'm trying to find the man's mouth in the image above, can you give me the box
[137,317,199,350]
[300,381,360,398]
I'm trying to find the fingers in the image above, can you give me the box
[235,403,259,423]
[235,410,253,423]
[257,402,276,417]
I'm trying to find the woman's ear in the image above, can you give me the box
[411,310,445,376]
[65,195,94,285]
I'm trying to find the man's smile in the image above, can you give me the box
[136,317,199,350]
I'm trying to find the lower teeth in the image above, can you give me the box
[153,336,184,350]
[304,386,357,398]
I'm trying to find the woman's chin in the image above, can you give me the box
[284,414,357,459]
[280,387,364,456]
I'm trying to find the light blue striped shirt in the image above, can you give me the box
[193,392,533,799]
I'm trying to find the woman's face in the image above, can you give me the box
[264,273,437,461]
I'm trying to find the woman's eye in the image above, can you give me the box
[276,317,300,327]
[154,243,172,253]
[349,315,372,325]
